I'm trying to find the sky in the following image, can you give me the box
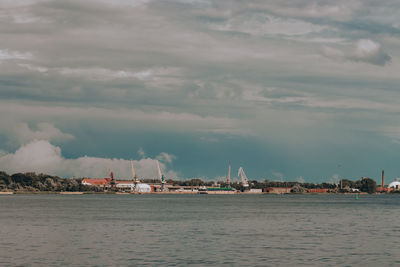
[1,0,400,183]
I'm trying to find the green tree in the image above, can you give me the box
[360,178,377,194]
[341,179,356,188]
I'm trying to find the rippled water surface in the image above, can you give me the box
[1,194,400,266]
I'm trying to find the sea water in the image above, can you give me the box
[1,194,400,266]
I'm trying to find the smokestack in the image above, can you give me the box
[382,170,385,190]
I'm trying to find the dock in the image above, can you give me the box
[0,191,14,195]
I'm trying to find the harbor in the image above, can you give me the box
[76,161,395,195]
[1,162,397,195]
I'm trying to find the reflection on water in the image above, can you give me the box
[1,194,400,266]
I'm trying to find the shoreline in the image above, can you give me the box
[0,191,386,195]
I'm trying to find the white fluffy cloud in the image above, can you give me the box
[353,39,392,66]
[156,152,176,164]
[0,140,179,179]
[0,140,63,175]
[12,122,74,145]
[323,39,391,66]
[0,122,178,179]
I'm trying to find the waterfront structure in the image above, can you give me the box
[156,160,167,192]
[130,160,138,185]
[135,183,152,192]
[388,179,400,190]
[81,160,153,192]
[82,178,111,187]
[165,185,198,192]
[198,187,236,194]
[377,170,391,192]
[116,181,135,191]
[307,188,329,193]
[238,167,249,187]
[264,187,291,194]
[248,188,262,193]
[81,177,152,192]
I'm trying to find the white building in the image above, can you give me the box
[135,183,152,193]
[388,179,400,189]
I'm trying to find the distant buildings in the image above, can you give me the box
[388,179,400,190]
[307,188,329,193]
[263,187,291,194]
[82,178,110,187]
[81,176,400,194]
[81,177,151,192]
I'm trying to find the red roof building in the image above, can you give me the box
[307,188,329,193]
[82,178,111,187]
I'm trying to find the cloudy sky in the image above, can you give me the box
[1,0,400,183]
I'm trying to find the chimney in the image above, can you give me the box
[382,170,385,189]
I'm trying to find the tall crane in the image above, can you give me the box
[226,161,231,186]
[238,167,249,187]
[130,160,138,184]
[156,160,166,191]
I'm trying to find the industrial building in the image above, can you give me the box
[81,178,111,187]
[307,188,329,193]
[388,180,400,190]
[263,187,292,194]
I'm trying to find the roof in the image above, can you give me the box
[388,181,400,188]
[308,188,329,192]
[82,178,110,185]
[115,180,134,184]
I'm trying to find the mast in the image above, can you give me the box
[238,167,249,187]
[156,160,165,191]
[226,161,231,185]
[106,156,116,188]
[109,171,115,188]
[106,155,110,175]
[130,160,137,184]
[156,160,162,181]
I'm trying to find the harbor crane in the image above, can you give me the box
[226,161,231,186]
[238,167,249,187]
[130,160,139,189]
[156,160,166,191]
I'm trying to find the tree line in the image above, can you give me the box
[0,171,101,192]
